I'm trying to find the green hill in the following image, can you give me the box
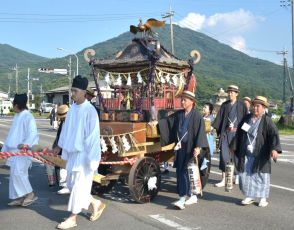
[0,25,286,103]
[0,44,48,67]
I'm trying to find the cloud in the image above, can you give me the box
[177,9,264,53]
[177,12,206,31]
[205,9,263,33]
[229,36,246,52]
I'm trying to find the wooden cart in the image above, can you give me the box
[80,29,211,203]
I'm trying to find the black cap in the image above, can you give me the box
[72,75,88,90]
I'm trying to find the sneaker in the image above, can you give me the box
[173,199,185,210]
[214,180,225,187]
[258,198,268,207]
[235,175,239,185]
[241,197,255,205]
[57,188,70,195]
[185,195,198,205]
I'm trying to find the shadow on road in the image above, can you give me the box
[0,163,69,222]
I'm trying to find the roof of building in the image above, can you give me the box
[46,80,108,94]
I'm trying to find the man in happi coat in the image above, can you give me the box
[230,96,281,207]
[152,90,208,210]
[2,93,39,206]
[53,75,105,229]
[213,85,247,187]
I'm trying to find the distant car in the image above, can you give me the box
[40,103,54,113]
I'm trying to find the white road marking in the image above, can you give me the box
[270,184,294,192]
[39,133,56,138]
[281,151,292,153]
[0,123,55,138]
[210,170,222,175]
[277,159,294,163]
[280,137,294,140]
[210,170,294,193]
[281,143,294,146]
[149,214,201,230]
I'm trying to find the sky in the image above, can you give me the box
[0,0,293,65]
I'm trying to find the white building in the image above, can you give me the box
[0,91,12,114]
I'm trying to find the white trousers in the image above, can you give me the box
[59,168,67,187]
[8,156,33,199]
[66,168,94,214]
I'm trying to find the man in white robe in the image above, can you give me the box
[2,93,39,206]
[53,75,105,229]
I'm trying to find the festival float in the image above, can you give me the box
[0,19,211,203]
[83,19,211,202]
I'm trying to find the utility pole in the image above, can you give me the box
[280,1,294,78]
[277,50,288,103]
[291,0,294,69]
[162,6,175,55]
[11,64,19,93]
[27,68,30,106]
[68,56,72,105]
[7,73,12,98]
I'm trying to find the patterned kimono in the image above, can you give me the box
[231,114,282,199]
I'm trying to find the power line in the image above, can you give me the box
[0,11,163,23]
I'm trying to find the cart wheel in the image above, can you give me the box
[199,148,211,189]
[91,165,116,195]
[128,157,161,203]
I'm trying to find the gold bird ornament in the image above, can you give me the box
[130,18,165,35]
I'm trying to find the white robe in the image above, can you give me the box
[58,100,101,214]
[2,110,39,199]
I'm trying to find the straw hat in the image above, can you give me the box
[57,105,69,119]
[243,97,252,103]
[86,87,95,97]
[252,96,269,108]
[226,85,239,93]
[180,90,196,102]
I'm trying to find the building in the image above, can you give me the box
[0,91,9,101]
[0,91,12,115]
[45,80,112,105]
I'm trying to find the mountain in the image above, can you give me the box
[0,44,48,67]
[0,25,286,103]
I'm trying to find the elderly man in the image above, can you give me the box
[243,97,252,114]
[230,96,281,207]
[151,90,208,210]
[2,94,39,206]
[53,75,105,229]
[213,85,247,187]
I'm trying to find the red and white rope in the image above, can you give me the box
[1,149,138,166]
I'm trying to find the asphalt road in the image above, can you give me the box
[0,117,294,230]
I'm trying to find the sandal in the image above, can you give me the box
[8,197,24,206]
[22,195,38,207]
[90,202,106,221]
[57,219,77,229]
